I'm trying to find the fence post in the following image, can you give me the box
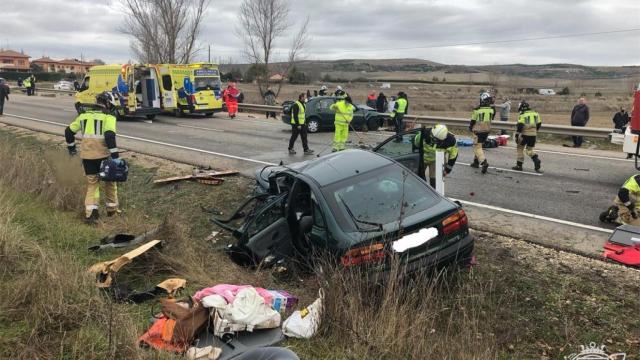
[435,151,445,195]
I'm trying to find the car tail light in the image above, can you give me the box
[340,243,386,267]
[442,209,468,236]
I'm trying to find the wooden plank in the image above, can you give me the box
[154,170,237,184]
[153,174,195,184]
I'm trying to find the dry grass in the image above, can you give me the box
[0,139,84,211]
[1,127,639,359]
[298,257,498,360]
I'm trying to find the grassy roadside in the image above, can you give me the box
[0,125,638,359]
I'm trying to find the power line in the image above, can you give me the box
[334,28,640,53]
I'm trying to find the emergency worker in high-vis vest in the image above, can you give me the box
[612,174,640,226]
[512,100,542,173]
[413,124,458,188]
[469,92,495,174]
[288,93,314,155]
[330,92,355,152]
[65,92,121,223]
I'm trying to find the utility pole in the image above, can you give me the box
[208,44,211,63]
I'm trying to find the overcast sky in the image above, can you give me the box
[1,0,639,66]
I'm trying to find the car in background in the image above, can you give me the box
[54,80,75,91]
[281,96,389,133]
[212,129,474,275]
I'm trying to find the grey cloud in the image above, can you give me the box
[1,0,638,65]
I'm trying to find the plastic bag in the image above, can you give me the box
[282,290,323,339]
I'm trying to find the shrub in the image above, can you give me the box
[558,87,570,95]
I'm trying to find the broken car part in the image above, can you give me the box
[88,226,161,251]
[87,240,163,287]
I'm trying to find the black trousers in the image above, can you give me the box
[394,113,405,139]
[289,124,309,150]
[0,99,4,115]
[572,135,583,147]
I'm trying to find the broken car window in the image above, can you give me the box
[322,164,439,231]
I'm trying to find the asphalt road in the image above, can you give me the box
[1,94,634,251]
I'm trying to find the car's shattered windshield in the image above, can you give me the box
[323,164,439,230]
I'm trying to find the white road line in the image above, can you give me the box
[176,124,226,132]
[457,162,543,176]
[3,113,277,166]
[453,198,613,234]
[0,112,615,235]
[501,145,633,162]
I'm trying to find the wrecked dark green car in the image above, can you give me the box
[212,130,474,273]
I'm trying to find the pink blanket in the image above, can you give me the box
[193,284,273,304]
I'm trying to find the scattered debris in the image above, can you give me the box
[111,278,186,303]
[204,231,221,244]
[88,226,161,251]
[282,290,323,339]
[197,178,224,186]
[574,168,590,171]
[565,190,581,194]
[87,240,163,287]
[154,170,238,185]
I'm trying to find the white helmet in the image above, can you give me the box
[336,85,343,91]
[432,124,448,141]
[320,85,327,91]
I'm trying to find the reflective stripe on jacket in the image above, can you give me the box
[471,106,494,133]
[69,111,117,159]
[518,110,541,136]
[330,100,354,125]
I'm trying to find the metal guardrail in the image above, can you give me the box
[239,103,612,139]
[9,88,612,138]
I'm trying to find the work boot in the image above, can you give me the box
[303,149,315,155]
[107,209,122,217]
[85,209,99,225]
[532,155,542,173]
[288,148,296,155]
[481,160,489,174]
[470,158,480,168]
[512,162,523,171]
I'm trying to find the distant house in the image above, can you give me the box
[32,56,96,74]
[0,49,31,72]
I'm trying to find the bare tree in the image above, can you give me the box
[118,0,210,64]
[237,0,309,97]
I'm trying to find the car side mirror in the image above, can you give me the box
[300,216,313,234]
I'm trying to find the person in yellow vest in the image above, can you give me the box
[469,92,495,174]
[601,174,640,226]
[392,91,408,141]
[65,92,121,224]
[512,100,542,172]
[413,124,458,188]
[23,76,32,96]
[288,93,314,155]
[330,92,355,152]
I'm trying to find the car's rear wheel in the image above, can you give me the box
[307,118,320,133]
[367,117,380,131]
[204,112,214,118]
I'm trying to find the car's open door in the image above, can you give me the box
[373,128,425,179]
[218,192,293,266]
